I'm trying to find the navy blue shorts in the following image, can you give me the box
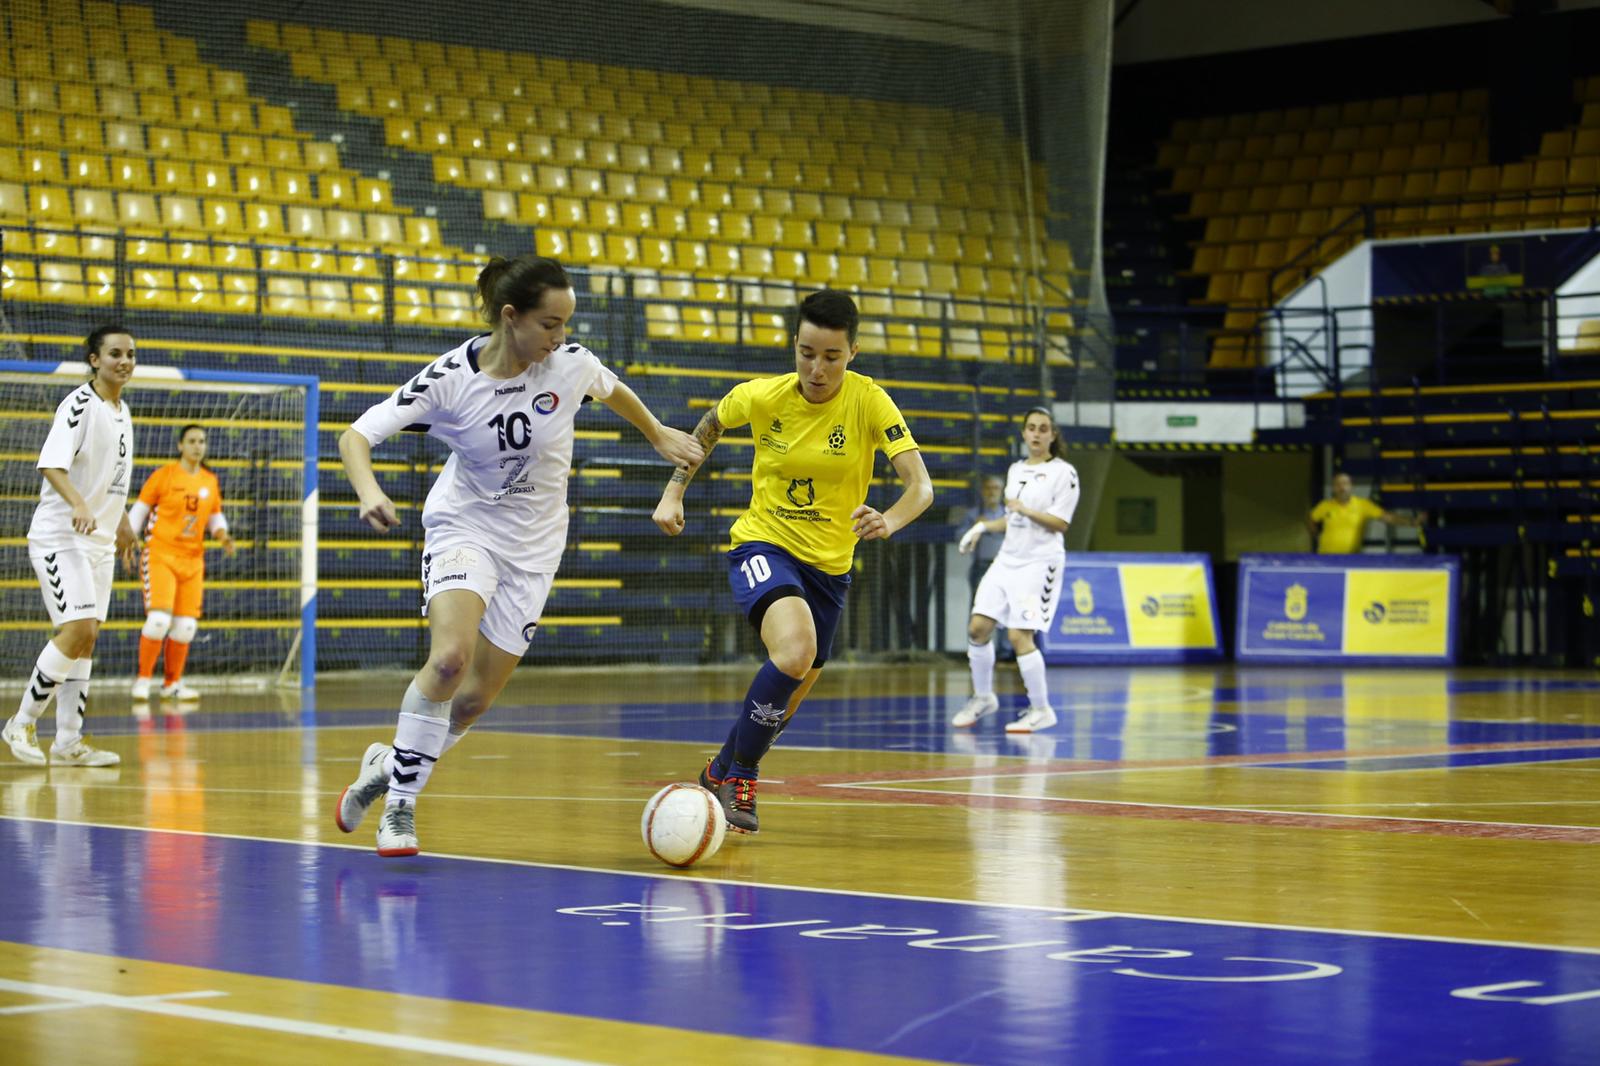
[727,541,851,668]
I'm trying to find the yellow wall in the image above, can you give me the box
[1089,452,1185,552]
[1222,451,1315,559]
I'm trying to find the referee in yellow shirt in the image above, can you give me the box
[1308,472,1424,553]
[653,290,933,834]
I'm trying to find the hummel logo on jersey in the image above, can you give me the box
[494,383,526,395]
[771,418,783,433]
[67,393,88,428]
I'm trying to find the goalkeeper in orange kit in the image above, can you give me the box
[128,424,235,701]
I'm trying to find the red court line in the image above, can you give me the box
[764,738,1600,842]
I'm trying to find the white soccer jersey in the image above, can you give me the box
[996,457,1080,563]
[351,335,618,573]
[28,381,134,552]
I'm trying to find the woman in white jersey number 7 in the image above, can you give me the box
[331,255,702,857]
[952,406,1081,734]
[3,325,139,768]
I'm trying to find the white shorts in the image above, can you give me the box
[421,540,553,657]
[31,546,114,626]
[972,553,1064,633]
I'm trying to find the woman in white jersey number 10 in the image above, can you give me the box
[330,255,703,857]
[3,325,139,768]
[952,406,1082,734]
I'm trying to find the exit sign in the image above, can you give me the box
[1166,415,1198,427]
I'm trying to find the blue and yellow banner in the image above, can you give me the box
[1040,553,1221,663]
[1236,554,1459,665]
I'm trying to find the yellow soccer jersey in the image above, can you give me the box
[1311,496,1385,554]
[718,371,918,575]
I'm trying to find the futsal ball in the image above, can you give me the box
[641,783,727,868]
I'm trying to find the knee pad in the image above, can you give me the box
[169,616,198,644]
[142,611,173,641]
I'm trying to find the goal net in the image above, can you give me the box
[0,361,318,690]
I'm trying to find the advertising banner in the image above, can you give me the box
[1236,554,1459,665]
[1040,553,1221,663]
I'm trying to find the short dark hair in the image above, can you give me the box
[177,423,206,443]
[476,255,571,326]
[795,289,859,345]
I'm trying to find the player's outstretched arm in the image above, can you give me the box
[853,449,933,541]
[600,380,704,468]
[338,428,399,532]
[653,407,723,536]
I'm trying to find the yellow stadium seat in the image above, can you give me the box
[324,210,363,242]
[568,231,604,264]
[118,192,160,228]
[217,274,255,313]
[639,238,674,270]
[132,268,178,310]
[516,194,551,225]
[286,206,326,239]
[535,229,569,259]
[644,304,681,340]
[308,279,355,320]
[36,262,89,303]
[405,218,440,247]
[175,271,223,312]
[104,122,146,154]
[364,214,402,245]
[28,187,71,223]
[266,277,310,317]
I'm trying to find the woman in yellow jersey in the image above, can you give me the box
[653,290,933,833]
[128,425,236,701]
[1308,472,1424,554]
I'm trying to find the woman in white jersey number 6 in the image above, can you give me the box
[332,255,702,857]
[3,324,139,768]
[952,406,1081,734]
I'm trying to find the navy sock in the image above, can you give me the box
[722,659,804,776]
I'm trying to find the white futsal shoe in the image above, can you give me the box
[3,716,46,765]
[160,681,199,701]
[950,693,1000,728]
[376,798,419,857]
[1005,706,1059,733]
[335,742,392,834]
[50,737,121,767]
[130,677,153,700]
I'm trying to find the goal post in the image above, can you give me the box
[0,360,320,695]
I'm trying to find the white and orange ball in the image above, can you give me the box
[641,783,727,868]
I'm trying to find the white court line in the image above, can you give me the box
[832,782,1600,834]
[0,988,225,1016]
[0,978,598,1066]
[5,813,1600,957]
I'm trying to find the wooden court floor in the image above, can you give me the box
[2,661,1598,1064]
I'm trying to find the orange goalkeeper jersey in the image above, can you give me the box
[137,462,224,558]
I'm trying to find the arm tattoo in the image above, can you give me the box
[669,409,722,490]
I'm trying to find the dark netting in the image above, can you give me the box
[0,0,1112,667]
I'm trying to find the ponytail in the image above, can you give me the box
[476,255,571,326]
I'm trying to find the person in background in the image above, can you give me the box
[960,474,1010,658]
[128,424,236,702]
[1308,472,1425,554]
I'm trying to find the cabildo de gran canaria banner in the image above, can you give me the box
[1039,552,1222,664]
[1236,554,1460,665]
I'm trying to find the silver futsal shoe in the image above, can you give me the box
[950,693,1000,728]
[334,742,392,833]
[376,798,419,857]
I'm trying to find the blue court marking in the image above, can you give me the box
[87,687,1600,765]
[2,818,1596,1064]
[1254,744,1600,772]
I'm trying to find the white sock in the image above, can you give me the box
[442,726,469,756]
[16,642,75,726]
[55,657,92,747]
[1016,649,1050,710]
[967,640,996,697]
[387,680,451,802]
